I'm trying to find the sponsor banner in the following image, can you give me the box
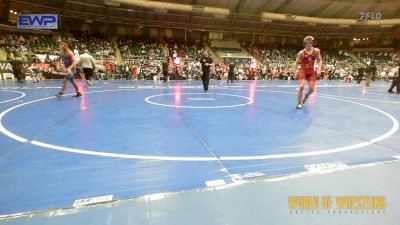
[0,61,50,80]
[0,61,13,80]
[30,62,51,72]
[17,14,59,29]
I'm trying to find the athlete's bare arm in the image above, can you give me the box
[66,50,79,74]
[315,48,323,75]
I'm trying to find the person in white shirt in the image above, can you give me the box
[79,49,96,86]
[388,63,400,94]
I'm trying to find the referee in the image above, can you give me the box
[200,51,213,91]
[227,62,235,83]
[162,56,170,83]
[79,49,96,86]
[365,61,377,87]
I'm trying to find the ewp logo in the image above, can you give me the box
[17,14,58,29]
[19,16,55,26]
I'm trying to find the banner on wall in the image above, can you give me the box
[17,14,59,29]
[30,62,51,72]
[0,61,51,80]
[0,61,13,80]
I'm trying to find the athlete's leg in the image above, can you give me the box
[297,71,306,103]
[55,78,68,97]
[70,78,82,97]
[297,79,305,109]
[303,78,316,104]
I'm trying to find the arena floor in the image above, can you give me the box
[0,79,399,224]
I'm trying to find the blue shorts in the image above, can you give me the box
[65,71,75,81]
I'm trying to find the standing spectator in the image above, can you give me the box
[200,51,213,91]
[9,55,24,83]
[162,56,170,83]
[132,64,138,80]
[44,53,51,63]
[365,61,377,86]
[111,63,116,79]
[249,59,257,80]
[357,65,365,84]
[227,62,236,83]
[104,60,111,80]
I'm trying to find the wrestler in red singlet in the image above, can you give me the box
[293,36,323,109]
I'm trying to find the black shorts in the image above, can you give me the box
[83,68,94,79]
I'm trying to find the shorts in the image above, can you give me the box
[66,72,75,81]
[83,68,94,78]
[299,70,316,81]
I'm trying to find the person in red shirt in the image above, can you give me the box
[293,36,322,109]
[104,61,111,80]
[249,59,257,80]
[111,63,116,79]
[132,64,138,80]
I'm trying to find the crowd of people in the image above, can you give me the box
[246,43,399,82]
[119,36,164,61]
[0,29,398,85]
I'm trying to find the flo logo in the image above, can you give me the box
[359,12,382,20]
